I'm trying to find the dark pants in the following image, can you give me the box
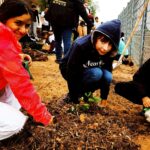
[115,81,144,105]
[60,66,112,100]
[42,25,50,31]
[82,67,112,99]
[53,27,73,61]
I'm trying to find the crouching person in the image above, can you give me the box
[0,0,52,140]
[115,58,150,122]
[60,19,121,105]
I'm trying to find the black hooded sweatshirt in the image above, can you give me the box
[60,19,121,102]
[45,0,93,28]
[133,58,150,98]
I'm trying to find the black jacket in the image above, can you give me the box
[60,19,121,101]
[115,58,150,104]
[31,10,39,23]
[45,0,93,28]
[133,58,150,97]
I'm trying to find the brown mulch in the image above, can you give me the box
[1,55,150,150]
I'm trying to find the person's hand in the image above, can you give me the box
[48,116,54,125]
[19,54,32,66]
[142,97,150,108]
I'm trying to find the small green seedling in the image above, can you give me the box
[79,103,90,111]
[143,107,150,112]
[85,92,101,103]
[88,97,101,103]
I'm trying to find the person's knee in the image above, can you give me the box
[11,115,27,132]
[0,114,27,141]
[0,103,27,140]
[89,68,103,82]
[103,71,112,83]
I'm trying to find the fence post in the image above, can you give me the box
[140,0,148,65]
[130,0,134,56]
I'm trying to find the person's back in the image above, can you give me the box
[45,0,93,28]
[118,39,129,56]
[115,58,150,122]
[45,0,93,63]
[46,0,77,28]
[133,58,150,91]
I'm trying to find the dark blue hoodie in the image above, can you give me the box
[60,19,121,101]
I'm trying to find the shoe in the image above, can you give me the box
[63,93,79,104]
[63,93,71,103]
[100,100,108,107]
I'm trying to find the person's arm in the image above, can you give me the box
[102,56,114,72]
[133,58,150,82]
[67,42,84,102]
[74,0,93,28]
[100,57,113,107]
[36,10,40,24]
[0,29,52,126]
[45,1,52,22]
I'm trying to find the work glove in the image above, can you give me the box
[144,108,150,123]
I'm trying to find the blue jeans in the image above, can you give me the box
[82,67,112,99]
[53,27,73,61]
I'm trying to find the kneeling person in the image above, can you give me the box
[115,58,150,122]
[60,19,121,105]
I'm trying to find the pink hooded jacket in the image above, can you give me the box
[0,22,52,126]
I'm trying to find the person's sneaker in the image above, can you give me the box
[144,108,150,123]
[100,100,108,107]
[63,93,79,104]
[63,93,71,103]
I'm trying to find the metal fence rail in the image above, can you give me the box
[118,0,150,65]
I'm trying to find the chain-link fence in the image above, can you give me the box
[118,0,150,65]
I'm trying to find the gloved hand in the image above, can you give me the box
[142,97,150,108]
[144,108,150,123]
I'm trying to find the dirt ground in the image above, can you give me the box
[0,55,150,150]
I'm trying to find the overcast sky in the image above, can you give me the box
[93,0,131,22]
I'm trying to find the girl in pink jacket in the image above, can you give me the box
[0,0,52,140]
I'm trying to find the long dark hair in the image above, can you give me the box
[0,0,32,23]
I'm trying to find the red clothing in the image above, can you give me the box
[0,23,52,126]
